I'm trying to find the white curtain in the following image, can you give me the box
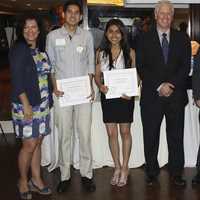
[4,27,16,48]
[41,90,200,171]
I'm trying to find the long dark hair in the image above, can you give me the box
[99,19,131,70]
[16,14,45,51]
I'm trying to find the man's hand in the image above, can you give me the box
[159,82,175,97]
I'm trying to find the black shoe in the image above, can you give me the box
[57,179,71,193]
[81,177,96,192]
[146,175,157,186]
[173,176,186,186]
[192,172,200,185]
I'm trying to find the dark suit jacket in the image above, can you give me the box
[192,50,200,101]
[136,28,191,107]
[9,41,53,107]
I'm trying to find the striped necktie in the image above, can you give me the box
[161,33,169,64]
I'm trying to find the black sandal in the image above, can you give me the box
[17,185,32,200]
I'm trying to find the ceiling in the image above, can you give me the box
[0,0,66,14]
[0,0,191,16]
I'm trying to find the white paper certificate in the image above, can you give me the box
[56,76,91,107]
[103,68,139,99]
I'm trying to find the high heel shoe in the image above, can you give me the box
[17,184,32,200]
[28,179,52,195]
[110,169,121,185]
[117,170,129,187]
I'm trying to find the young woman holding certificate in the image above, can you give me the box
[95,19,135,187]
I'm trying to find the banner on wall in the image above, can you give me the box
[125,0,200,3]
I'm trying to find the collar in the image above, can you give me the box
[157,28,170,38]
[60,25,81,37]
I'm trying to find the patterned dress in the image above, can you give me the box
[12,49,51,139]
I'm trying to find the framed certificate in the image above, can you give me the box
[56,76,91,107]
[103,68,139,99]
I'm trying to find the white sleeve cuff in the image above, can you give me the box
[157,83,164,92]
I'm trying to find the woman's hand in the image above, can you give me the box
[53,89,64,97]
[121,94,132,100]
[100,85,108,94]
[19,93,33,120]
[195,100,200,108]
[23,104,33,120]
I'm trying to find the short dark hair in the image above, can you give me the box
[63,0,82,14]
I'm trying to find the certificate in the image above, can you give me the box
[56,76,91,107]
[103,68,139,99]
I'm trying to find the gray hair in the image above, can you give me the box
[155,0,174,16]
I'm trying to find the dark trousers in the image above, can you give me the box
[141,99,185,177]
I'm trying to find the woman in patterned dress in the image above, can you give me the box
[9,15,53,199]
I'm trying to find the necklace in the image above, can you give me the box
[112,48,121,68]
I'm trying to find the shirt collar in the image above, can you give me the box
[60,25,81,37]
[158,28,170,36]
[157,28,170,42]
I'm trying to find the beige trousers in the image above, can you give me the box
[54,97,93,181]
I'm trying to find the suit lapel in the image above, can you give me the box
[151,28,176,65]
[151,29,165,64]
[167,29,175,65]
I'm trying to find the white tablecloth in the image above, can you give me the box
[41,90,200,171]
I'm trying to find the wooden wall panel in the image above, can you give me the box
[190,4,200,42]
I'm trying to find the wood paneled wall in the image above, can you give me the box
[190,4,200,42]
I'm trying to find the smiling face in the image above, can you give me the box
[106,24,122,46]
[155,3,173,32]
[23,19,39,47]
[64,4,82,27]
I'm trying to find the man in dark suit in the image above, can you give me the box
[136,0,191,186]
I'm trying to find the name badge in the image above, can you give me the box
[77,46,84,53]
[56,38,66,46]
